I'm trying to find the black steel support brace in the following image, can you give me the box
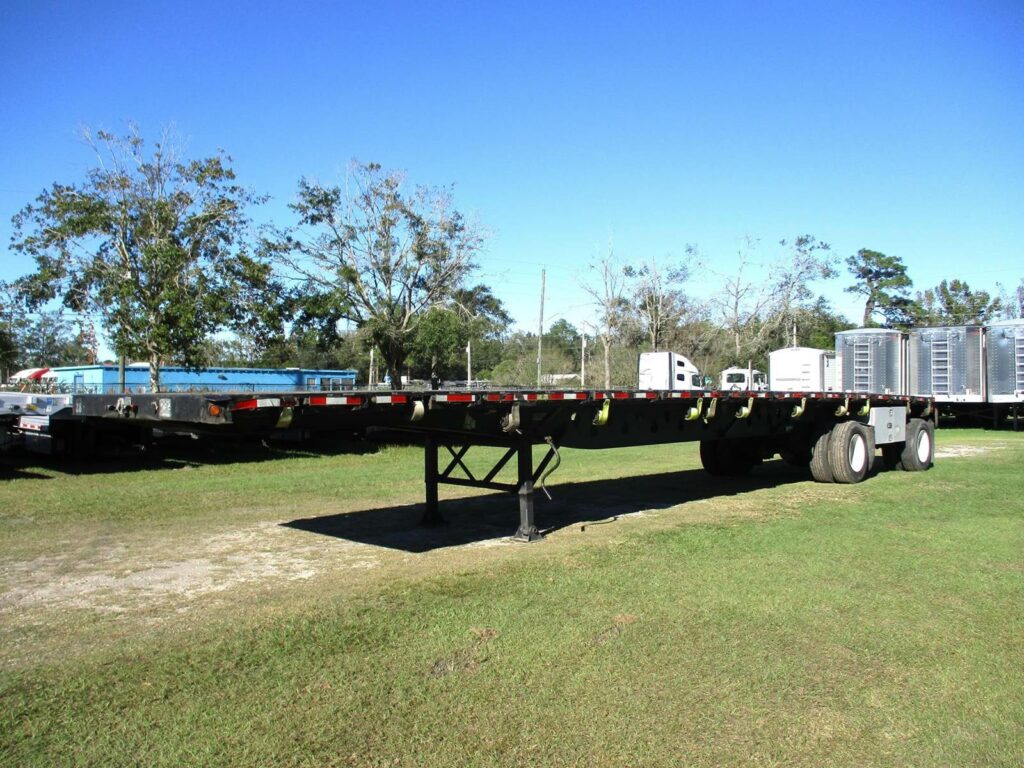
[422,436,443,527]
[420,437,551,541]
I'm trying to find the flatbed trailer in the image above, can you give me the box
[54,388,937,541]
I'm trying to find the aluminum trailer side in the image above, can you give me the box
[59,388,936,541]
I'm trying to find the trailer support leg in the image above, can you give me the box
[515,442,542,542]
[422,436,444,527]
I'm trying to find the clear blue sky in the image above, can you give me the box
[1,0,1022,341]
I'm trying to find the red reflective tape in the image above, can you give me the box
[633,391,657,399]
[307,395,363,406]
[373,395,408,404]
[436,393,475,403]
[231,398,259,411]
[611,392,630,399]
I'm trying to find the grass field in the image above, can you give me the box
[1,429,1022,766]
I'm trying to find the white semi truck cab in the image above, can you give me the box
[637,352,703,390]
[719,367,767,391]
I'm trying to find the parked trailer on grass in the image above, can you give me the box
[51,385,935,541]
[0,392,73,453]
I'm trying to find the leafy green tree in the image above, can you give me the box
[451,284,512,378]
[408,284,512,383]
[0,282,20,379]
[545,319,581,355]
[914,279,1002,325]
[279,162,485,389]
[10,127,278,391]
[0,281,90,378]
[411,307,466,383]
[845,249,913,327]
[15,312,91,369]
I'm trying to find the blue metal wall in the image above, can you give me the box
[46,365,357,393]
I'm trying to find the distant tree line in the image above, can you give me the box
[3,126,1022,389]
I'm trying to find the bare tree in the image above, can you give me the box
[709,238,780,362]
[772,235,836,342]
[625,255,691,352]
[709,235,836,364]
[581,246,628,389]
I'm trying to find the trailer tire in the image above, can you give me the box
[899,419,934,471]
[828,421,871,484]
[699,440,725,476]
[808,427,833,483]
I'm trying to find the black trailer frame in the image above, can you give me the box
[56,388,936,541]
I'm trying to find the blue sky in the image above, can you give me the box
[1,0,1022,343]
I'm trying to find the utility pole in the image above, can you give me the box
[536,268,546,388]
[466,341,472,388]
[580,333,587,387]
[369,348,375,387]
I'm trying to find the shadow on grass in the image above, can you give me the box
[0,466,55,480]
[0,432,383,478]
[282,460,814,553]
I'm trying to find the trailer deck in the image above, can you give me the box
[54,388,936,541]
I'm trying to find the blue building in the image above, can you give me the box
[44,364,358,394]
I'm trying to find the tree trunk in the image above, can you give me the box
[148,351,161,393]
[602,338,611,389]
[862,297,875,327]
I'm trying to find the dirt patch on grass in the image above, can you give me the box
[934,444,998,459]
[0,522,385,614]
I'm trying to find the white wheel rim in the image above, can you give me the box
[849,434,867,473]
[916,430,931,463]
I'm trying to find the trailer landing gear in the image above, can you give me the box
[422,437,559,542]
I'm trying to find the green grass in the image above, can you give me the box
[1,430,1023,766]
